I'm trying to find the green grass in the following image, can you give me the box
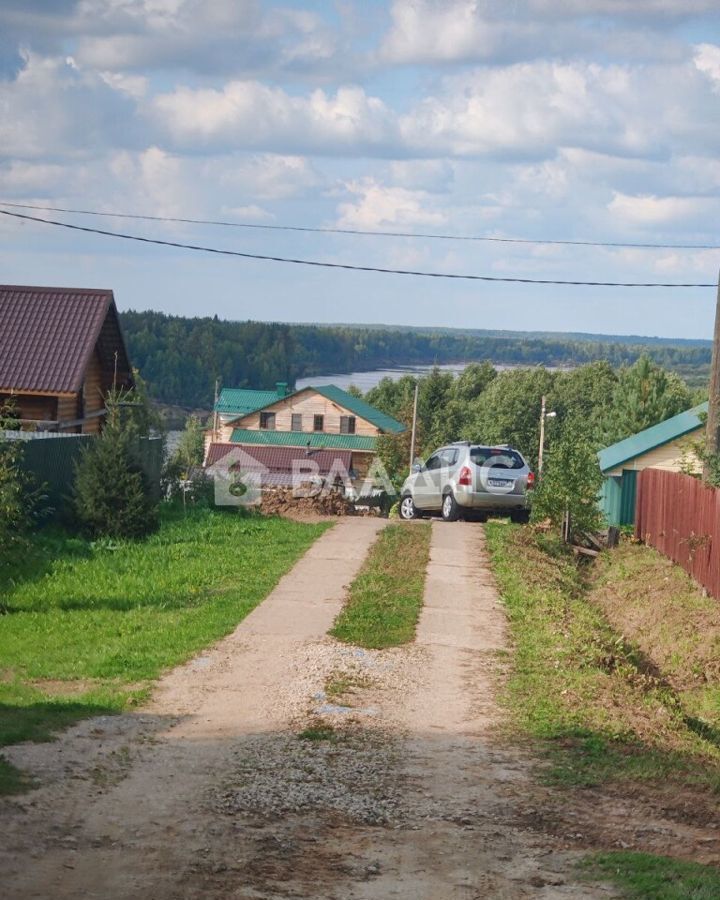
[485,523,720,788]
[582,852,720,899]
[0,756,35,796]
[298,722,338,742]
[0,505,329,758]
[330,522,431,649]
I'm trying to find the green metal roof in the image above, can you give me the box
[217,382,405,433]
[215,388,283,416]
[230,428,377,451]
[311,385,405,433]
[598,402,707,474]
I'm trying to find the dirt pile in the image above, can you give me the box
[261,487,376,517]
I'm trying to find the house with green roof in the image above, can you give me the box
[214,383,292,421]
[598,402,707,526]
[206,382,404,479]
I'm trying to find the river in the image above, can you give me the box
[295,362,567,392]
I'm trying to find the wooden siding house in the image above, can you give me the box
[206,383,405,482]
[598,403,706,526]
[0,285,133,433]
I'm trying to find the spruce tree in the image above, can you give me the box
[73,399,159,539]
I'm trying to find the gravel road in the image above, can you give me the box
[1,518,619,899]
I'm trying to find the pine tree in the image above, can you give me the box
[604,355,692,444]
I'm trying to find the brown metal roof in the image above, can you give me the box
[0,284,132,394]
[205,442,353,474]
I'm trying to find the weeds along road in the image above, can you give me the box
[2,519,615,899]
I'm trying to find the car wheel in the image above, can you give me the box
[399,495,419,520]
[511,509,530,524]
[441,491,460,522]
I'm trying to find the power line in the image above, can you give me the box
[1,208,716,288]
[1,199,718,252]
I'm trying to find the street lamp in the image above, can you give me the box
[538,395,556,478]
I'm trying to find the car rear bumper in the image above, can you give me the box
[455,490,529,511]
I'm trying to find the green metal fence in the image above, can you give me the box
[4,431,164,514]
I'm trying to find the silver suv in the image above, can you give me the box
[399,442,534,522]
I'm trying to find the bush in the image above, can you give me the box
[531,421,604,538]
[0,403,40,590]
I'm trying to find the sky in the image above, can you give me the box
[1,0,720,339]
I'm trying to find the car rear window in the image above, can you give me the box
[470,447,524,470]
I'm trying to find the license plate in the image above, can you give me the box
[489,478,512,487]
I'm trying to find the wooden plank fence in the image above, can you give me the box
[635,468,720,599]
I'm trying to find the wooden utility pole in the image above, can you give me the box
[704,269,720,480]
[408,381,419,474]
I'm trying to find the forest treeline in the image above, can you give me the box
[365,356,703,487]
[120,309,711,408]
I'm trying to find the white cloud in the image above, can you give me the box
[399,59,720,160]
[607,191,718,225]
[335,178,448,229]
[381,0,497,65]
[695,43,720,91]
[210,154,321,200]
[150,81,398,155]
[379,0,717,67]
[0,50,138,160]
[51,0,343,78]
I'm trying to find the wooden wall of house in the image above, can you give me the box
[81,352,105,434]
[1,392,58,428]
[606,433,701,477]
[56,395,80,432]
[235,390,380,436]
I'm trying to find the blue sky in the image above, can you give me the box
[1,0,720,338]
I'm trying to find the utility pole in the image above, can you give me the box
[538,395,546,478]
[704,269,720,480]
[408,381,419,474]
[213,377,220,442]
[538,395,556,478]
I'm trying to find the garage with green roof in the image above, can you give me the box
[598,402,707,526]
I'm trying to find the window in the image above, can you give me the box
[340,415,356,434]
[313,414,324,432]
[470,447,524,470]
[291,413,303,432]
[441,448,459,466]
[260,412,276,430]
[424,453,443,471]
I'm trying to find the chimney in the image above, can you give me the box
[276,382,289,397]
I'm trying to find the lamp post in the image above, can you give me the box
[538,395,556,478]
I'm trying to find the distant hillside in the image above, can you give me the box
[321,323,711,348]
[120,309,711,408]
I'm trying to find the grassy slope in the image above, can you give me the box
[330,522,431,649]
[0,506,328,790]
[485,523,720,788]
[582,852,720,900]
[590,543,720,730]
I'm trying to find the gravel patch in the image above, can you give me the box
[217,729,405,826]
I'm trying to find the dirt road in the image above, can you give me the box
[2,519,616,899]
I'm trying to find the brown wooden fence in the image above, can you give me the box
[635,468,720,599]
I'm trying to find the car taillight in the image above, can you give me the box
[458,466,472,486]
[527,472,535,488]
